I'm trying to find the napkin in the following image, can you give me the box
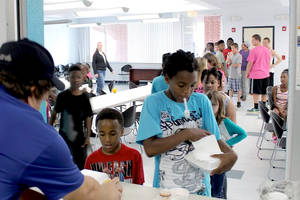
[185,135,222,173]
[81,169,109,184]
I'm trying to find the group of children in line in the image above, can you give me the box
[48,45,288,199]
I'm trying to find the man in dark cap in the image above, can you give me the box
[0,39,122,200]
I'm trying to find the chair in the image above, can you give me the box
[108,80,115,93]
[122,106,143,153]
[257,101,274,160]
[267,86,275,110]
[121,64,132,74]
[122,106,137,143]
[129,81,138,89]
[268,112,287,181]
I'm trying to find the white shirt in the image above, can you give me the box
[98,51,107,64]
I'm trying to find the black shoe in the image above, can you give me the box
[237,102,241,108]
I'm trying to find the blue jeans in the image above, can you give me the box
[96,70,106,93]
[211,173,227,199]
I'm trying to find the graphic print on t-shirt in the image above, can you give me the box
[90,160,133,183]
[159,109,206,194]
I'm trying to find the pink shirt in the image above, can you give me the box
[247,46,271,79]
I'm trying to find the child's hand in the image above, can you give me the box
[210,151,238,175]
[184,128,211,142]
[99,178,123,200]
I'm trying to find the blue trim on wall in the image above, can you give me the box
[26,0,47,122]
[26,0,44,45]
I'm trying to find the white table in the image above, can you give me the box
[121,182,222,200]
[90,84,152,113]
[81,170,222,200]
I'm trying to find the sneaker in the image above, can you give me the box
[237,102,241,108]
[247,107,259,112]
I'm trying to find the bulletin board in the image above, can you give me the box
[242,26,275,49]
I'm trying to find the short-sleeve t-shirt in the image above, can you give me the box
[239,49,250,71]
[228,53,242,79]
[55,89,93,144]
[247,46,271,79]
[0,86,84,200]
[216,51,225,66]
[151,75,169,94]
[85,144,144,185]
[136,91,221,196]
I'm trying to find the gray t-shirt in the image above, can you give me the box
[216,51,228,75]
[229,53,242,79]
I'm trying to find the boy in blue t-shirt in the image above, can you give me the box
[137,50,237,196]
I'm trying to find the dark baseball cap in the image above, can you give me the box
[0,38,65,90]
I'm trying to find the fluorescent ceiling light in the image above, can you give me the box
[143,18,179,23]
[44,19,72,25]
[68,23,100,28]
[76,7,128,17]
[44,2,83,11]
[118,14,159,21]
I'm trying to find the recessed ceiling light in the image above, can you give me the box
[118,14,159,21]
[143,18,179,23]
[76,7,128,17]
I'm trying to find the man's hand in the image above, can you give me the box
[183,128,212,142]
[111,71,114,75]
[99,178,123,200]
[210,151,238,175]
[82,138,90,148]
[94,74,99,78]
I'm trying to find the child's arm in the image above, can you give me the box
[49,111,57,126]
[232,63,241,68]
[200,95,238,175]
[271,50,282,68]
[211,140,238,175]
[223,118,247,146]
[272,86,279,109]
[245,61,253,78]
[233,55,242,68]
[82,117,92,147]
[143,128,211,157]
[226,99,237,123]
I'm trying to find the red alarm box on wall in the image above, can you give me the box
[232,28,236,32]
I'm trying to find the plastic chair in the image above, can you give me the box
[122,106,137,142]
[121,64,132,73]
[268,112,287,181]
[267,86,275,110]
[122,106,143,153]
[129,81,138,89]
[257,101,274,160]
[108,81,115,93]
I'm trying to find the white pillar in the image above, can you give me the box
[286,0,300,181]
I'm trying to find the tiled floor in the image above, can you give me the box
[95,83,286,200]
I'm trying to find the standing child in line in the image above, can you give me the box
[50,64,93,170]
[151,53,171,94]
[207,91,247,199]
[137,50,237,197]
[226,43,243,108]
[239,41,251,101]
[85,108,145,185]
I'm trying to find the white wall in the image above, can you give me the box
[222,15,289,85]
[127,22,182,63]
[0,0,7,45]
[44,24,89,65]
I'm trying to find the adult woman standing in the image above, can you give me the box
[92,42,113,94]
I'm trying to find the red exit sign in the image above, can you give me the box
[282,26,287,31]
